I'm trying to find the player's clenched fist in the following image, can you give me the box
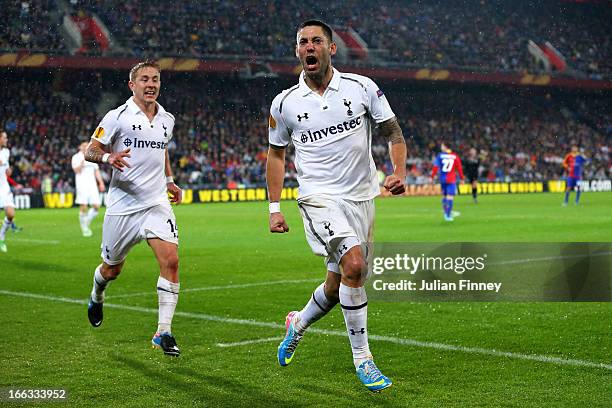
[270,212,289,233]
[167,182,182,204]
[383,174,405,195]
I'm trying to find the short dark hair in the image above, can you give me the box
[298,19,333,42]
[442,141,452,150]
[129,60,161,82]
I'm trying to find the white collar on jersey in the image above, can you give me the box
[126,97,167,116]
[299,67,341,96]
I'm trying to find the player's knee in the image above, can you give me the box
[101,263,122,280]
[162,253,179,274]
[342,257,366,282]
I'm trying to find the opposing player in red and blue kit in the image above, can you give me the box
[431,142,464,221]
[562,145,588,206]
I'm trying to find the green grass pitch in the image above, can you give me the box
[0,193,610,407]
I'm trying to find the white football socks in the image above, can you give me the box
[0,217,10,240]
[339,283,372,368]
[90,264,110,303]
[79,212,87,232]
[86,208,99,227]
[157,276,180,334]
[295,282,338,334]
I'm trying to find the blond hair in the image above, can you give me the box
[129,60,161,82]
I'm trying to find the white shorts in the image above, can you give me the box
[0,190,15,209]
[297,195,374,274]
[75,184,101,206]
[101,203,179,265]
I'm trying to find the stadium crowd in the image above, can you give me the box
[1,0,65,52]
[1,72,609,193]
[398,90,610,185]
[3,1,610,80]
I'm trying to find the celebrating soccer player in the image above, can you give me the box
[562,144,588,206]
[431,142,464,221]
[266,20,406,392]
[72,141,105,237]
[84,61,183,356]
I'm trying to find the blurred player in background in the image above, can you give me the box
[266,20,406,392]
[72,141,105,237]
[562,145,588,206]
[4,161,23,233]
[431,142,464,221]
[0,131,19,252]
[464,147,480,203]
[84,61,183,356]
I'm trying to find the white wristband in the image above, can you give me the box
[101,153,110,163]
[166,176,174,184]
[269,202,281,214]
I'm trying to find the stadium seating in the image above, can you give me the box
[3,1,610,80]
[0,72,609,192]
[1,0,66,52]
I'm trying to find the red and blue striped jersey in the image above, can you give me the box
[432,152,464,183]
[563,153,587,178]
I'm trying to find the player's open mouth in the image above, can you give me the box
[305,55,318,70]
[144,90,156,96]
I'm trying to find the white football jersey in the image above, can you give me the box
[0,148,10,193]
[269,68,395,201]
[91,97,175,215]
[71,151,99,191]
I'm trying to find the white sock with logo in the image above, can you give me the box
[157,276,180,334]
[295,282,338,334]
[339,283,372,369]
[90,264,110,303]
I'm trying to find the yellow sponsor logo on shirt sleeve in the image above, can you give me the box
[93,127,105,139]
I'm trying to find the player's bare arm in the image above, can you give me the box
[266,145,289,233]
[86,139,131,172]
[457,158,465,184]
[165,150,182,204]
[379,117,407,195]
